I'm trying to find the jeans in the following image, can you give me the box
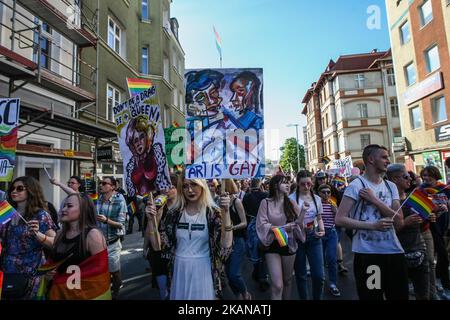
[408,258,430,300]
[294,231,325,300]
[322,228,338,286]
[430,222,450,289]
[422,229,437,297]
[225,236,248,295]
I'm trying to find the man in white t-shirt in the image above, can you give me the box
[336,144,408,300]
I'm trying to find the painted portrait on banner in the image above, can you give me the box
[0,98,20,182]
[184,68,265,179]
[113,87,171,196]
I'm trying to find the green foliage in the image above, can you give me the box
[279,137,305,173]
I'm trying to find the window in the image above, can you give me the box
[173,89,178,106]
[390,98,399,117]
[142,0,149,21]
[107,84,121,122]
[410,106,422,129]
[355,73,365,88]
[173,50,178,72]
[405,63,417,86]
[179,91,183,111]
[33,20,51,69]
[108,17,121,55]
[425,45,440,73]
[419,0,433,27]
[163,55,169,81]
[432,96,447,123]
[358,103,368,118]
[141,47,148,74]
[400,21,411,44]
[326,113,329,127]
[360,134,371,149]
[387,68,396,86]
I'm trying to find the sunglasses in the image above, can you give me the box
[11,185,27,192]
[183,183,201,190]
[101,181,112,186]
[320,190,331,194]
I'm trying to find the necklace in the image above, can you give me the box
[183,209,201,240]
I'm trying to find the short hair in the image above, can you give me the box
[70,176,82,184]
[362,144,388,165]
[103,176,117,187]
[250,178,261,189]
[386,163,406,180]
[420,166,442,180]
[318,184,332,192]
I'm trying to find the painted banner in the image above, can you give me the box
[113,87,171,196]
[332,156,353,177]
[0,98,20,182]
[184,68,265,179]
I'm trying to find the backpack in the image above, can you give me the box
[344,177,393,241]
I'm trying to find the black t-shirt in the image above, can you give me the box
[229,198,246,238]
[242,190,268,219]
[397,204,426,253]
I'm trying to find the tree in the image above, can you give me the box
[279,137,305,174]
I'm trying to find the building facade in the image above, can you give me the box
[386,0,450,178]
[302,51,401,172]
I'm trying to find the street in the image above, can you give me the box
[119,229,359,300]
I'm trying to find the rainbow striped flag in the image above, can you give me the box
[405,189,436,220]
[48,249,111,300]
[272,227,288,247]
[0,200,17,225]
[89,193,98,202]
[127,78,152,97]
[423,182,448,195]
[213,25,222,58]
[36,254,73,275]
[128,202,137,215]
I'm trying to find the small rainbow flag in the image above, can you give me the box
[405,189,436,220]
[89,193,98,201]
[423,182,448,195]
[127,78,152,97]
[213,25,222,58]
[0,200,17,225]
[172,121,180,128]
[272,227,288,247]
[128,202,137,215]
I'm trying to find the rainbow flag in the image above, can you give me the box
[0,127,18,182]
[48,249,111,300]
[272,227,288,247]
[213,25,222,58]
[89,193,98,202]
[128,202,137,215]
[172,121,180,128]
[36,254,73,275]
[0,200,17,225]
[127,78,152,97]
[423,182,448,195]
[405,189,436,220]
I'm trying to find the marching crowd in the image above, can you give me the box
[0,143,450,300]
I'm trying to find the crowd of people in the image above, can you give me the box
[1,144,450,300]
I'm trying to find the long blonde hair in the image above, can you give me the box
[173,174,219,214]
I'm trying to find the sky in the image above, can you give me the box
[172,0,391,161]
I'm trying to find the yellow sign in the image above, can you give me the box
[64,150,75,158]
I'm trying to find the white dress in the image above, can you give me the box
[170,210,215,300]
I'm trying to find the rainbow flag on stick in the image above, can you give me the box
[405,189,436,220]
[213,25,222,59]
[0,200,17,225]
[423,182,449,195]
[127,78,152,97]
[128,202,137,215]
[272,227,288,247]
[48,249,111,300]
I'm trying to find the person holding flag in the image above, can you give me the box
[336,144,408,300]
[0,176,57,299]
[387,164,430,300]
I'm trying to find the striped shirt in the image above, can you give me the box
[321,202,335,229]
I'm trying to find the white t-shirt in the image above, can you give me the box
[344,176,404,254]
[289,192,323,228]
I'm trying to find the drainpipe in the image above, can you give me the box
[381,63,394,163]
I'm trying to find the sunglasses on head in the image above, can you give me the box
[11,185,26,192]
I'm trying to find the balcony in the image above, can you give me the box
[17,0,97,47]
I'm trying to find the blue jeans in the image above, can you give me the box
[322,227,338,286]
[295,232,325,300]
[226,236,248,295]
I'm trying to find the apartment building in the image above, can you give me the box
[386,0,450,178]
[302,50,401,172]
[79,0,186,180]
[0,0,109,205]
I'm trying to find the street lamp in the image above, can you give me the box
[287,124,300,171]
